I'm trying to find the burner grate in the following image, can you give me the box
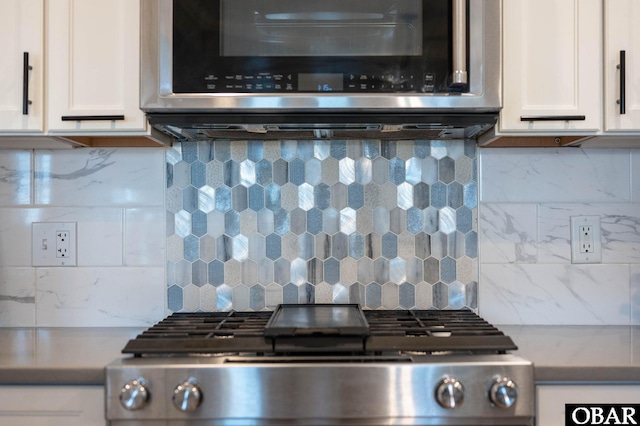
[137,311,271,339]
[122,309,517,356]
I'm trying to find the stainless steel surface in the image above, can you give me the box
[152,117,496,141]
[172,378,203,412]
[489,376,519,409]
[452,0,468,86]
[106,354,534,425]
[435,376,465,409]
[141,0,500,112]
[119,378,150,411]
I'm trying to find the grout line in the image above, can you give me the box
[30,149,36,206]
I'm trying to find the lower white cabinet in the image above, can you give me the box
[537,385,640,426]
[0,385,104,426]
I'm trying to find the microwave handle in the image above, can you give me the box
[452,0,467,86]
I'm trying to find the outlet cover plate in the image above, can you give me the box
[570,215,602,264]
[32,222,77,266]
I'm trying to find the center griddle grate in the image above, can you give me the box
[122,309,517,357]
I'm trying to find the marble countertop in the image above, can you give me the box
[1,326,639,385]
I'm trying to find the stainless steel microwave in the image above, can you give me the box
[140,0,501,140]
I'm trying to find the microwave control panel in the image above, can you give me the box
[202,72,438,93]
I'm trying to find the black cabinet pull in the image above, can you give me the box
[22,52,32,115]
[520,115,586,121]
[61,115,125,121]
[617,50,626,115]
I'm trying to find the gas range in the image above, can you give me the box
[105,305,534,425]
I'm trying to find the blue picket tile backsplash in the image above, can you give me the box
[166,139,478,312]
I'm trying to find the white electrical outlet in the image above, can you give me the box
[32,222,77,266]
[56,230,71,258]
[570,216,601,264]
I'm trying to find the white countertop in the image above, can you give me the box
[1,326,639,385]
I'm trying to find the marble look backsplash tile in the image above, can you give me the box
[480,149,630,203]
[633,150,640,202]
[167,140,479,312]
[479,263,630,325]
[538,204,640,264]
[0,208,43,267]
[124,208,166,266]
[0,207,133,267]
[479,148,640,325]
[632,265,640,324]
[0,268,36,327]
[0,150,31,206]
[0,148,166,327]
[36,267,165,326]
[34,148,164,206]
[479,203,538,264]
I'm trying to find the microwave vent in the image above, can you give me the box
[148,113,496,141]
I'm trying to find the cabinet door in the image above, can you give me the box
[500,0,602,133]
[605,0,640,131]
[47,0,146,133]
[537,385,640,426]
[0,386,105,426]
[0,0,44,132]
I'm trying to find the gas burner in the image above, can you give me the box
[122,305,517,357]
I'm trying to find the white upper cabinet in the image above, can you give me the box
[604,0,640,131]
[0,0,44,132]
[46,0,146,133]
[500,0,603,134]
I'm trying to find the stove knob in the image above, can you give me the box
[489,376,519,409]
[435,377,465,409]
[119,378,150,411]
[173,378,202,412]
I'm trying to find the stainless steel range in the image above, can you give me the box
[105,305,534,425]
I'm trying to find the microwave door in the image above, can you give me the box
[223,0,422,57]
[160,0,501,103]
